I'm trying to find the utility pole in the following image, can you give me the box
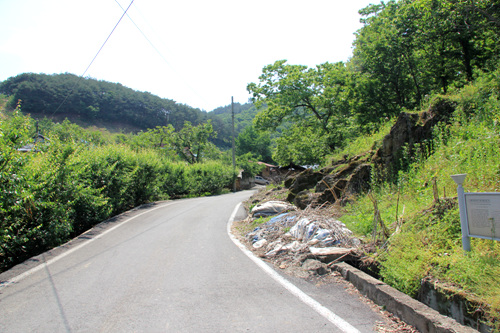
[162,109,170,124]
[231,97,236,192]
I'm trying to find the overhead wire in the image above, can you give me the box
[81,0,135,79]
[113,0,209,110]
[51,0,135,117]
[113,0,172,70]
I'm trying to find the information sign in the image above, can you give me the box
[464,193,500,241]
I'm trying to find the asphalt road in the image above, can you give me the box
[0,190,385,332]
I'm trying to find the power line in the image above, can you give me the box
[51,0,135,116]
[113,0,209,110]
[113,0,170,68]
[81,0,135,79]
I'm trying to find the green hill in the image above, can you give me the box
[0,73,204,130]
[0,73,257,149]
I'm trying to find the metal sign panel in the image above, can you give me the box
[464,193,500,241]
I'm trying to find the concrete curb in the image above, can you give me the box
[331,262,478,333]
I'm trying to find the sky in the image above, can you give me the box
[0,0,375,112]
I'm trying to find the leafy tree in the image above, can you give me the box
[351,0,500,122]
[236,153,266,178]
[272,124,331,166]
[247,60,355,163]
[171,121,217,164]
[235,125,273,163]
[353,1,423,115]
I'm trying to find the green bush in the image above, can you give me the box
[0,111,236,272]
[185,161,236,196]
[340,69,500,324]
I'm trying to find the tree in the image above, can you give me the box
[247,60,354,163]
[351,0,500,115]
[171,121,217,164]
[353,1,423,115]
[236,153,265,178]
[235,125,273,163]
[272,124,331,166]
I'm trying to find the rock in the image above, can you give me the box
[330,161,363,180]
[284,158,372,207]
[317,178,348,204]
[293,190,315,209]
[286,169,325,202]
[372,97,456,182]
[346,164,372,194]
[302,259,330,275]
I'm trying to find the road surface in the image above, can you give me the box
[0,190,386,332]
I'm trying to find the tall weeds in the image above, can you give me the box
[341,69,500,326]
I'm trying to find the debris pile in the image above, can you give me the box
[245,201,361,277]
[250,200,297,218]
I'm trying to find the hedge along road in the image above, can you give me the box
[0,190,385,332]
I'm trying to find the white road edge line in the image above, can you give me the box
[227,202,361,333]
[0,201,176,290]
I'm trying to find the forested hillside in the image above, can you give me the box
[0,73,257,150]
[0,73,204,131]
[248,0,499,165]
[207,102,261,149]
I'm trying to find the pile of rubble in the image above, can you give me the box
[244,201,361,277]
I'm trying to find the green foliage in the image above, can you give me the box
[184,161,236,196]
[235,125,273,163]
[236,153,266,178]
[272,124,331,166]
[329,119,396,162]
[0,73,264,154]
[244,0,499,166]
[0,138,111,269]
[170,120,217,164]
[248,60,355,158]
[208,102,260,149]
[0,73,207,131]
[353,0,500,114]
[0,107,235,272]
[341,69,500,323]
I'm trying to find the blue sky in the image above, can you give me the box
[0,0,375,111]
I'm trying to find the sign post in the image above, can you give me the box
[451,174,471,252]
[464,193,500,241]
[451,174,500,252]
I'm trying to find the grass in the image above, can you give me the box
[329,118,396,162]
[233,215,272,238]
[338,72,500,328]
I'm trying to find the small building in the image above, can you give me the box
[257,162,278,179]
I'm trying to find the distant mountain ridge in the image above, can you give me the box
[0,72,258,148]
